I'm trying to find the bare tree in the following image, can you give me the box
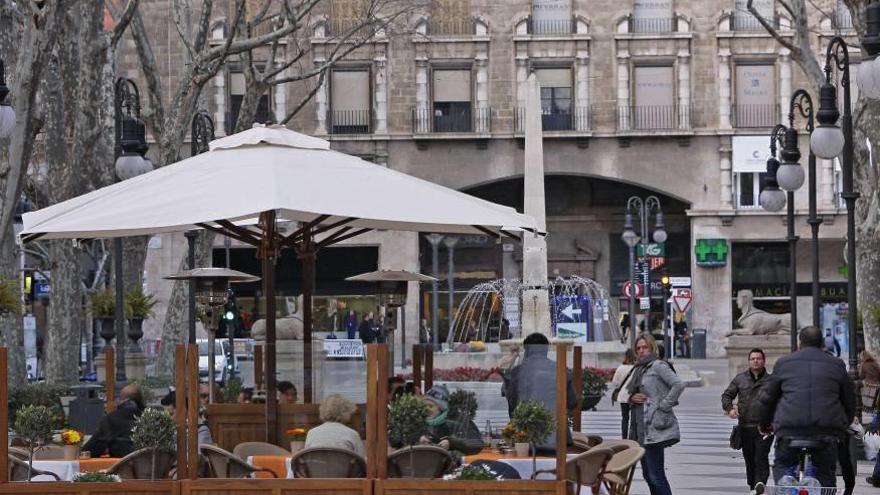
[749,0,880,351]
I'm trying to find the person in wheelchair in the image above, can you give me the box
[756,326,856,489]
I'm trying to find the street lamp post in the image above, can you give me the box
[113,78,152,382]
[622,196,666,340]
[443,236,458,347]
[426,234,444,348]
[0,58,16,139]
[811,34,860,374]
[761,124,799,351]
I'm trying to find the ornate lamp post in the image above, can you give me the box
[621,196,665,341]
[113,78,152,382]
[0,58,15,139]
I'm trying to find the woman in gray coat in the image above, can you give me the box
[628,332,685,495]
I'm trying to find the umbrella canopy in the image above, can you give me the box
[345,269,437,283]
[20,124,539,241]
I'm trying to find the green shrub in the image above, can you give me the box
[14,404,55,481]
[0,277,20,315]
[125,289,157,318]
[445,464,499,480]
[9,383,67,430]
[447,389,478,420]
[132,408,176,452]
[582,367,609,396]
[73,472,121,482]
[90,290,116,318]
[511,400,555,447]
[224,377,243,403]
[387,393,429,448]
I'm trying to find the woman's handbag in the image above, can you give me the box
[729,425,742,450]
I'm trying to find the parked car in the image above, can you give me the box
[197,339,227,384]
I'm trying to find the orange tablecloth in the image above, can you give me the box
[249,455,290,479]
[465,449,554,463]
[79,457,119,472]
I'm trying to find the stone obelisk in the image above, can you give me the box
[520,73,552,338]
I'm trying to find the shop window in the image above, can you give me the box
[632,65,676,129]
[633,0,674,33]
[432,69,472,132]
[228,72,270,134]
[734,64,776,127]
[734,171,770,209]
[329,69,371,134]
[536,68,572,130]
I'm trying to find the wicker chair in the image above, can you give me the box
[532,447,616,495]
[593,439,639,454]
[200,444,278,478]
[602,446,645,495]
[8,456,62,481]
[387,445,456,478]
[104,447,176,480]
[232,441,291,459]
[290,447,366,478]
[572,432,603,452]
[8,447,29,460]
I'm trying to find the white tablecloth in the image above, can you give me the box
[30,460,80,481]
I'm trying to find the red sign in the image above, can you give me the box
[672,288,693,314]
[623,281,643,299]
[650,256,666,271]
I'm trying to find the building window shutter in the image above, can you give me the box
[734,65,776,127]
[331,70,370,111]
[634,66,674,107]
[433,70,472,102]
[535,68,572,89]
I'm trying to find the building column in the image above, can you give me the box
[213,73,227,137]
[677,49,691,129]
[779,49,792,125]
[475,54,489,133]
[314,56,328,135]
[821,158,835,209]
[374,55,388,135]
[617,49,631,130]
[720,140,733,208]
[415,58,429,133]
[575,55,590,131]
[718,49,731,129]
[273,61,286,126]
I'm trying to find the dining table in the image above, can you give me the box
[29,457,119,481]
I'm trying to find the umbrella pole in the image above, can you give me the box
[261,211,278,444]
[299,232,316,404]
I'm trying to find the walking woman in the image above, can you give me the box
[628,333,685,495]
[611,348,637,438]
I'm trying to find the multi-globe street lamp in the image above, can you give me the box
[113,77,153,382]
[621,195,666,344]
[0,58,15,139]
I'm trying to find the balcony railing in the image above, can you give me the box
[527,17,575,35]
[328,109,372,135]
[836,8,854,30]
[514,107,592,132]
[413,106,491,134]
[631,17,675,33]
[731,13,777,31]
[732,104,779,128]
[617,104,691,131]
[327,19,376,37]
[426,19,474,36]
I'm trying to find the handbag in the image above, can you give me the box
[611,366,637,404]
[729,425,742,450]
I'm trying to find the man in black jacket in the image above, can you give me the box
[721,348,772,491]
[83,384,145,458]
[757,326,856,488]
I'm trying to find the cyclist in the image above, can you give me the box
[756,326,856,488]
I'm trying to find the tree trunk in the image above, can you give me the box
[234,79,270,132]
[0,233,26,387]
[853,97,880,353]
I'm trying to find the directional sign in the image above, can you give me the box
[670,276,691,287]
[561,304,582,320]
[623,281,643,298]
[639,297,650,310]
[552,295,589,342]
[672,288,693,314]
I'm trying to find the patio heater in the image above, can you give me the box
[346,270,437,374]
[165,267,259,402]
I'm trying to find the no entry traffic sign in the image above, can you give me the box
[623,280,643,299]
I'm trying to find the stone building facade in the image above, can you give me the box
[138,0,858,357]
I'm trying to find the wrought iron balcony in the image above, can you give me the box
[527,17,575,35]
[514,107,592,132]
[412,106,491,134]
[732,104,779,128]
[631,17,675,33]
[617,104,691,131]
[328,109,372,135]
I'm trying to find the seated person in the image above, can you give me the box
[83,384,145,458]
[199,383,223,406]
[278,381,298,404]
[304,394,366,459]
[237,387,254,404]
[389,377,406,403]
[160,390,213,445]
[390,385,483,458]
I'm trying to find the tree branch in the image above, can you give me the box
[129,7,166,135]
[748,0,798,54]
[110,0,139,48]
[192,0,213,53]
[280,68,326,124]
[171,0,196,62]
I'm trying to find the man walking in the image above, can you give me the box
[721,348,772,492]
[757,326,856,489]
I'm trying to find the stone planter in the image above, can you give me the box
[127,318,144,345]
[581,393,603,411]
[514,442,530,457]
[98,317,116,344]
[63,444,81,460]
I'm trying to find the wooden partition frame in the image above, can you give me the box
[0,348,7,483]
[555,343,568,480]
[376,345,389,479]
[186,345,199,480]
[572,346,583,432]
[179,479,370,495]
[174,345,188,480]
[423,347,433,391]
[411,344,422,393]
[254,344,264,392]
[105,346,115,413]
[0,481,179,494]
[375,479,565,495]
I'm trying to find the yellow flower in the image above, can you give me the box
[61,429,83,445]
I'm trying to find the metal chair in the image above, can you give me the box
[8,455,62,481]
[387,445,456,478]
[104,447,176,480]
[532,447,616,495]
[232,441,291,459]
[200,444,278,478]
[290,447,366,478]
[602,446,645,495]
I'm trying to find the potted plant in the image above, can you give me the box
[387,393,429,478]
[443,464,500,480]
[0,276,20,316]
[501,423,529,457]
[287,427,308,453]
[60,429,84,460]
[511,400,555,472]
[9,383,67,432]
[131,408,177,480]
[125,289,157,344]
[13,405,55,481]
[72,472,121,482]
[90,290,116,343]
[581,367,609,411]
[447,389,478,421]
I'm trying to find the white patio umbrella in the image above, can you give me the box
[20,124,540,440]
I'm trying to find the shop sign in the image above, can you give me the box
[323,339,364,358]
[732,282,847,299]
[636,242,666,257]
[695,239,728,267]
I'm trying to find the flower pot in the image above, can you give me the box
[98,317,116,344]
[290,440,305,454]
[514,442,530,458]
[581,393,603,411]
[63,444,81,461]
[127,318,144,343]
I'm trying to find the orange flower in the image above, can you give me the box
[286,427,308,440]
[61,429,83,445]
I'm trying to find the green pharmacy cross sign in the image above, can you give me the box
[694,239,728,267]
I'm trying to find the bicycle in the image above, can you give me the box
[754,438,842,495]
